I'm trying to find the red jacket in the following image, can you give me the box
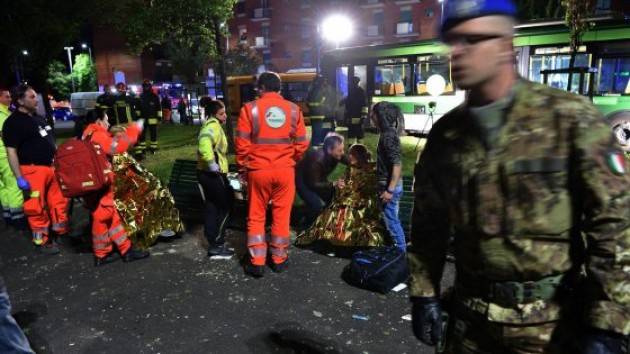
[236,92,309,171]
[82,123,140,158]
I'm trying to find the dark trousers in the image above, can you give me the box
[295,172,332,227]
[139,122,158,152]
[197,171,233,247]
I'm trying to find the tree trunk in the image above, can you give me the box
[567,51,576,93]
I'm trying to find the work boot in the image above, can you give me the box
[94,253,118,267]
[122,248,150,263]
[207,244,234,260]
[270,260,289,273]
[38,240,60,255]
[243,260,265,278]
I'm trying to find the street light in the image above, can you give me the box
[81,43,93,64]
[22,50,28,56]
[321,14,353,49]
[64,46,76,92]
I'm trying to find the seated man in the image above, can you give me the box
[295,133,347,228]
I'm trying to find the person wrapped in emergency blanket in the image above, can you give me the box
[110,128,183,249]
[295,144,387,248]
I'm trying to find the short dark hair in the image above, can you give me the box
[348,144,371,167]
[257,72,281,92]
[204,100,225,117]
[85,108,107,124]
[11,84,33,107]
[323,133,344,153]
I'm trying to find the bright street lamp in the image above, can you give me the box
[321,14,353,49]
[22,50,28,56]
[81,43,93,64]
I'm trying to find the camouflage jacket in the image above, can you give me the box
[409,80,629,334]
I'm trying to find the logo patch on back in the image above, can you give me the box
[265,106,286,128]
[606,150,627,175]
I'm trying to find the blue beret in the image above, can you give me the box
[441,0,518,34]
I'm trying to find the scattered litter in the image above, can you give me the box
[352,314,369,321]
[401,314,412,321]
[326,253,336,257]
[344,300,354,307]
[392,283,407,292]
[313,311,323,318]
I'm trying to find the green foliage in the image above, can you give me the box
[47,61,72,100]
[561,0,595,52]
[225,44,263,76]
[46,54,96,100]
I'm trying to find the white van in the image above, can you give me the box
[70,92,101,117]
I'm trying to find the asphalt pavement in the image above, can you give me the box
[0,203,444,354]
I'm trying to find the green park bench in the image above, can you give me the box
[167,158,414,236]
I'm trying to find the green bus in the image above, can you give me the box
[321,18,630,134]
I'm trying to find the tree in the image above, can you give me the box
[515,0,564,20]
[46,54,96,100]
[561,0,595,92]
[46,61,72,100]
[225,43,263,76]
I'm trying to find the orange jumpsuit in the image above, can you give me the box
[82,123,140,259]
[20,165,69,244]
[236,92,309,266]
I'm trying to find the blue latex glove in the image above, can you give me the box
[583,329,628,354]
[209,162,220,173]
[411,296,443,346]
[16,176,30,191]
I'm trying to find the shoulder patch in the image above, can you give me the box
[606,150,627,175]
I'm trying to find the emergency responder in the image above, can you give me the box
[0,87,24,228]
[135,80,162,157]
[306,76,336,146]
[340,77,368,143]
[82,109,150,266]
[409,1,629,353]
[197,100,234,260]
[3,84,69,254]
[161,94,172,124]
[236,72,309,277]
[111,82,135,126]
[95,84,115,120]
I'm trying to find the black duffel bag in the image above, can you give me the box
[341,246,409,294]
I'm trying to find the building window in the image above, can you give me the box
[595,0,611,13]
[301,24,311,39]
[235,1,246,14]
[263,50,272,65]
[425,8,434,17]
[301,0,310,7]
[302,49,313,67]
[261,25,270,44]
[239,27,248,44]
[261,0,269,8]
[400,8,413,23]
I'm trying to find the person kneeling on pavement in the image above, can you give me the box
[82,109,150,266]
[295,133,347,229]
[197,100,234,260]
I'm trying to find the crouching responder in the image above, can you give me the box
[3,84,69,254]
[236,72,309,277]
[82,109,150,266]
[135,80,162,158]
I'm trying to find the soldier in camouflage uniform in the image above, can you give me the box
[408,1,629,353]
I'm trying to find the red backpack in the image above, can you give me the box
[54,138,112,198]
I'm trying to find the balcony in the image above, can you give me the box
[395,22,417,37]
[252,7,272,20]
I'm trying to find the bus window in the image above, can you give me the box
[597,57,630,95]
[375,63,412,96]
[240,83,257,104]
[354,65,367,91]
[529,47,591,93]
[282,82,309,103]
[336,66,349,98]
[414,55,453,95]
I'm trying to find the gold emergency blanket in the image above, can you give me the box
[112,153,183,249]
[295,163,387,247]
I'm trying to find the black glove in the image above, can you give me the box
[411,296,443,346]
[583,329,628,354]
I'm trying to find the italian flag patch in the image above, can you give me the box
[606,151,627,175]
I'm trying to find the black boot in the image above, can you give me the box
[122,248,150,263]
[243,260,265,278]
[94,253,118,267]
[270,259,289,273]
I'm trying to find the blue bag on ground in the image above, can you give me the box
[341,246,409,294]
